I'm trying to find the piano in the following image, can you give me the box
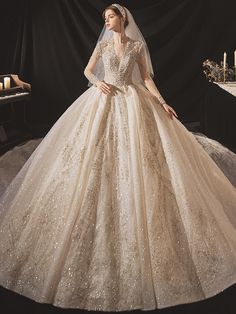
[0,74,31,155]
[0,74,31,105]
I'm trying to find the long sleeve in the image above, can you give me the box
[84,42,101,86]
[137,42,167,105]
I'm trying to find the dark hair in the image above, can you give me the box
[102,5,129,28]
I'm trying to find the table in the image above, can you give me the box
[213,81,236,97]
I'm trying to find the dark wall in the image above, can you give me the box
[1,0,236,136]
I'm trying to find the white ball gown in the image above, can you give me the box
[0,36,236,312]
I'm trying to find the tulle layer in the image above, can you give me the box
[0,84,236,311]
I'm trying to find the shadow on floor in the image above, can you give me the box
[1,283,236,314]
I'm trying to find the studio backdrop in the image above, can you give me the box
[1,0,236,147]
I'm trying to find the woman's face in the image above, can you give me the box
[104,9,123,31]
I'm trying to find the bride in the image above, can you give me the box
[0,3,236,312]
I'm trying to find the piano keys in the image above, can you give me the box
[0,74,31,105]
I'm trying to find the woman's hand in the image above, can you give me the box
[161,103,178,119]
[96,80,113,95]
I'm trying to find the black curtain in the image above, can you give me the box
[1,0,236,142]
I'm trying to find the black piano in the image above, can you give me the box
[0,74,31,104]
[0,74,31,155]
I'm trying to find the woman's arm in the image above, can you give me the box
[84,43,112,95]
[137,43,178,119]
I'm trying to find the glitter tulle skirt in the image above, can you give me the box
[0,83,236,311]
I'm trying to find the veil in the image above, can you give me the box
[87,4,154,87]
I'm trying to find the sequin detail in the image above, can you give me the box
[1,34,236,312]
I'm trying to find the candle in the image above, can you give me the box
[223,52,227,68]
[234,50,236,67]
[0,83,3,90]
[4,77,10,89]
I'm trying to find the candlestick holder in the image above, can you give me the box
[223,67,226,82]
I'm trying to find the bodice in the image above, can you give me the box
[99,37,142,87]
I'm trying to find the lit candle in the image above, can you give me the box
[4,77,10,89]
[234,50,236,67]
[223,52,226,69]
[223,52,227,68]
[0,83,3,90]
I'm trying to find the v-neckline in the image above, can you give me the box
[111,37,130,63]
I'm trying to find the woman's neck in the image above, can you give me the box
[113,31,127,44]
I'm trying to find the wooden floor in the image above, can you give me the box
[1,283,236,314]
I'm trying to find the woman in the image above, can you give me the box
[0,3,236,312]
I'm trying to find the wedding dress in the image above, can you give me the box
[1,35,236,312]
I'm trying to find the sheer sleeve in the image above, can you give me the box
[84,42,102,86]
[136,42,152,81]
[137,42,167,105]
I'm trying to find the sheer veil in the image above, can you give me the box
[87,4,154,87]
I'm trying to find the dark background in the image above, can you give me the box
[1,1,236,313]
[1,0,236,149]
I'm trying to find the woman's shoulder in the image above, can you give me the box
[97,39,111,49]
[129,38,143,52]
[97,38,143,54]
